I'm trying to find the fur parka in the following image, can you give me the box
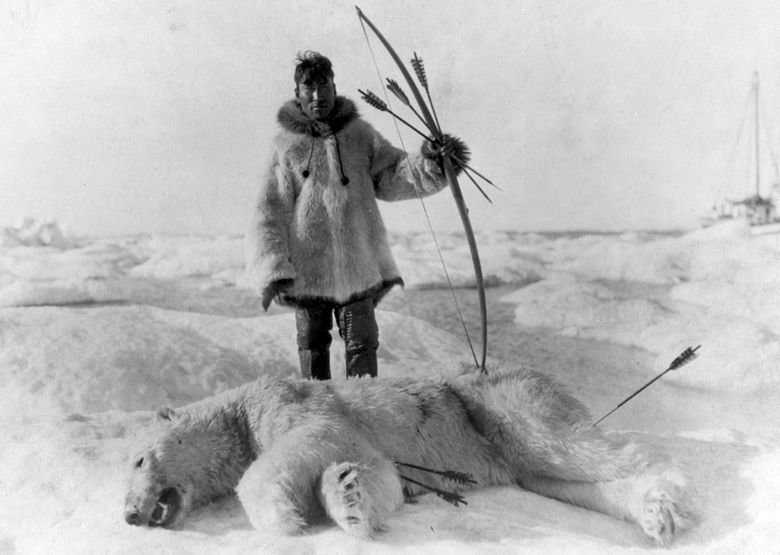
[245,96,447,305]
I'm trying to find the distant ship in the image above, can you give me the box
[702,72,780,234]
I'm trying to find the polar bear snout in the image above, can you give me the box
[124,508,143,526]
[124,486,183,528]
[123,495,148,527]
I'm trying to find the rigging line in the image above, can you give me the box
[721,85,752,205]
[758,90,780,183]
[358,17,480,367]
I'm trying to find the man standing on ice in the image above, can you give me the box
[245,51,468,380]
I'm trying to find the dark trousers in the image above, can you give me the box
[295,296,379,380]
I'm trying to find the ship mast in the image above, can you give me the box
[754,71,760,198]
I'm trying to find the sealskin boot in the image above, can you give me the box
[345,348,378,378]
[336,297,379,378]
[298,349,331,380]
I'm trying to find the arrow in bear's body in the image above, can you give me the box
[594,345,701,426]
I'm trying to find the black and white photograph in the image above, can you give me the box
[1,1,778,553]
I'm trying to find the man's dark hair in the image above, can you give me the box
[294,51,334,85]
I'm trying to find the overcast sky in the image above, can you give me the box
[2,0,780,235]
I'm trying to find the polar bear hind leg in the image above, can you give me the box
[523,466,699,546]
[462,366,700,545]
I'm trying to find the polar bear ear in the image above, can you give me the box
[156,406,177,422]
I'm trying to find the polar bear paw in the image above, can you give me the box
[638,475,699,547]
[639,486,679,546]
[320,462,373,538]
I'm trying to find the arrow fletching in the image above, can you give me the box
[411,53,428,89]
[386,78,410,106]
[358,89,388,112]
[668,345,700,370]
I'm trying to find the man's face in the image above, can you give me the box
[296,73,336,121]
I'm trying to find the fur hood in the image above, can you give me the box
[277,96,360,137]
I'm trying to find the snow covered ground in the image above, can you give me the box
[1,219,779,554]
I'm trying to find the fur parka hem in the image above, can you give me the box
[245,96,447,305]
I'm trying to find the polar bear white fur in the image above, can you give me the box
[124,363,699,545]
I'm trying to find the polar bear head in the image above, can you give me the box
[124,405,255,528]
[123,407,200,527]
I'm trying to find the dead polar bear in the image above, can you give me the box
[124,363,699,545]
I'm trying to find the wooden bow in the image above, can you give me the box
[356,7,488,372]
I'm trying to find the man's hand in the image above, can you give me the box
[261,279,293,311]
[422,134,471,168]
